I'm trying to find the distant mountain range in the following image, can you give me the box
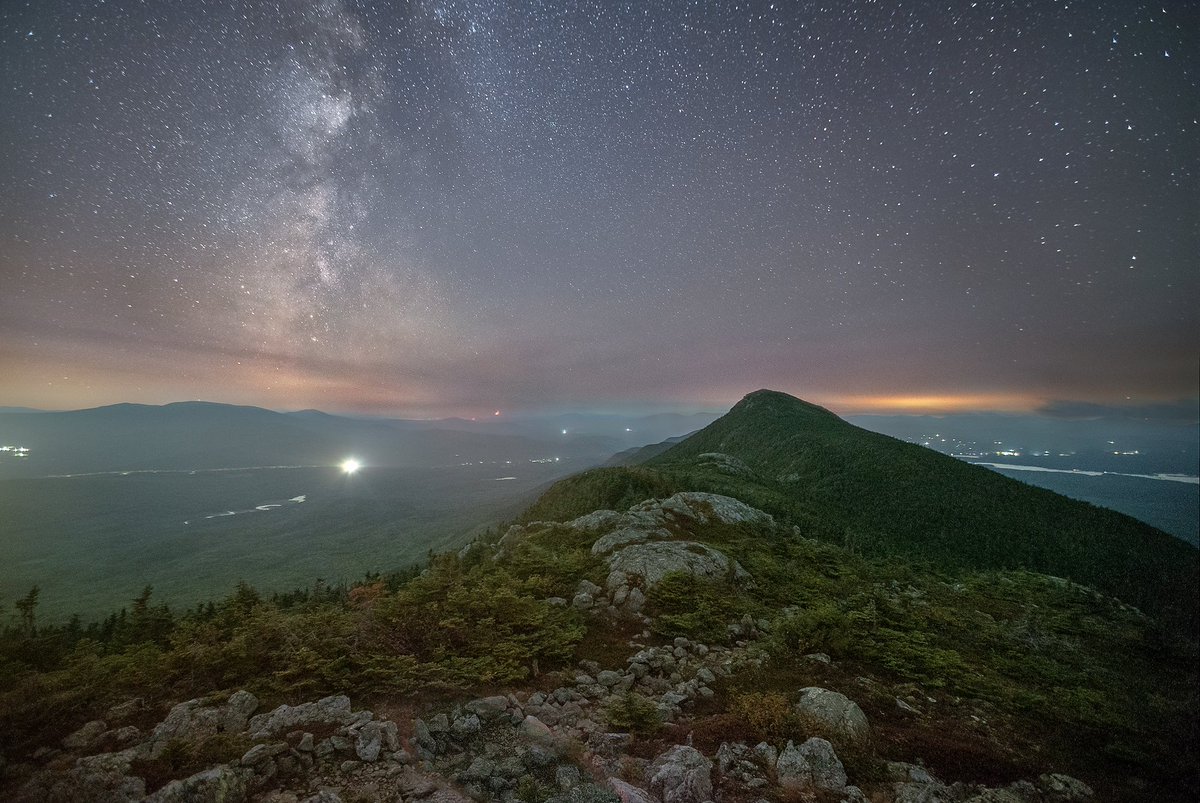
[0,402,719,477]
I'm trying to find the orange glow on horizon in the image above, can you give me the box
[826,393,1041,415]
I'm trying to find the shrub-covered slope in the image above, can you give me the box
[609,389,1199,629]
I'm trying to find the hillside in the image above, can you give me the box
[0,391,1196,802]
[527,390,1198,629]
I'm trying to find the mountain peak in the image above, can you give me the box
[732,389,839,419]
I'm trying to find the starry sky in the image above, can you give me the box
[1,0,1196,417]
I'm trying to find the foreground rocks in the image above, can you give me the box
[12,679,1095,803]
[7,493,1098,803]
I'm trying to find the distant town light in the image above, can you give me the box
[341,458,362,474]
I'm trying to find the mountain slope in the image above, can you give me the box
[530,390,1198,629]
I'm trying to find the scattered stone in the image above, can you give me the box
[1038,773,1095,801]
[62,719,107,751]
[607,541,749,589]
[248,695,355,740]
[649,744,713,803]
[143,765,251,803]
[795,687,870,745]
[607,778,657,803]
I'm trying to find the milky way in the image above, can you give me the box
[1,1,1196,416]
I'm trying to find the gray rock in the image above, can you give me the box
[143,765,251,803]
[649,744,713,803]
[577,579,604,597]
[573,592,595,610]
[1038,774,1094,801]
[109,725,141,747]
[452,713,483,738]
[518,715,566,755]
[62,720,107,751]
[556,764,583,790]
[800,737,847,791]
[607,541,749,588]
[545,784,621,803]
[247,695,355,740]
[794,687,869,745]
[644,492,772,526]
[138,692,254,758]
[355,720,399,762]
[105,698,145,722]
[223,689,259,732]
[591,525,676,556]
[18,750,145,803]
[605,779,656,803]
[240,742,287,765]
[776,740,807,790]
[567,509,627,533]
[597,670,623,687]
[459,756,496,782]
[466,695,511,720]
[301,793,344,803]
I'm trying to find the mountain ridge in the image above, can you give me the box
[534,389,1198,629]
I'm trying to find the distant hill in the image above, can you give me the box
[0,401,621,477]
[603,433,692,466]
[524,389,1199,629]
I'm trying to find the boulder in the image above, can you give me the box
[568,510,629,533]
[794,687,869,744]
[465,695,510,721]
[1038,774,1094,801]
[648,745,713,803]
[592,527,668,556]
[145,694,256,758]
[354,720,399,761]
[637,492,772,526]
[18,750,145,802]
[607,541,749,588]
[240,742,287,766]
[143,765,251,803]
[62,720,108,751]
[609,777,657,801]
[247,695,356,740]
[301,793,344,803]
[801,737,846,790]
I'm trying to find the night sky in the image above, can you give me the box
[1,0,1196,417]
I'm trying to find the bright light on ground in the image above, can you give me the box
[341,458,362,474]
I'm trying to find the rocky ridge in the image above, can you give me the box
[11,492,1100,803]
